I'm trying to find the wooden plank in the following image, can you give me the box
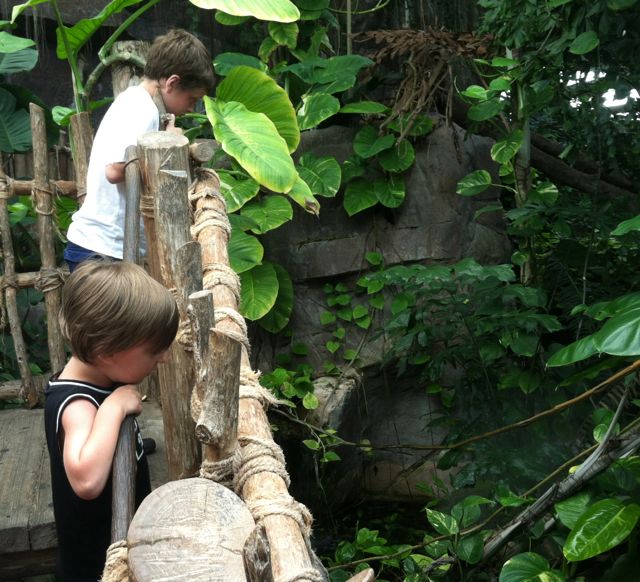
[0,547,56,579]
[28,438,56,551]
[128,478,254,582]
[0,409,46,553]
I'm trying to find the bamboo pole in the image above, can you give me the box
[0,168,37,407]
[110,145,144,543]
[69,112,93,207]
[11,179,77,198]
[137,131,201,480]
[189,168,324,581]
[30,104,66,374]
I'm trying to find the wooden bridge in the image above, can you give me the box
[0,75,374,581]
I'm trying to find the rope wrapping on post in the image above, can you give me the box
[233,435,291,492]
[199,448,241,487]
[213,307,250,353]
[34,267,66,293]
[101,540,128,582]
[202,262,241,304]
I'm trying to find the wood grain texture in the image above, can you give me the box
[128,478,254,582]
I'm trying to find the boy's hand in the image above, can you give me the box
[109,384,143,417]
[164,113,184,135]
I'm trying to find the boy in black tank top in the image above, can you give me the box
[44,260,179,581]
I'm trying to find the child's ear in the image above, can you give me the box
[165,74,181,92]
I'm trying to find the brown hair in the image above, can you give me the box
[144,28,215,93]
[60,260,179,363]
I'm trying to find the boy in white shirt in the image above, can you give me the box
[64,28,214,270]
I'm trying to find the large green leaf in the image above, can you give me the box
[268,21,298,48]
[492,130,523,164]
[375,176,405,208]
[240,195,293,234]
[344,178,377,216]
[612,214,640,236]
[56,0,144,59]
[217,170,260,212]
[499,552,565,582]
[297,92,340,130]
[240,261,279,320]
[555,492,591,529]
[569,31,600,55]
[258,262,294,332]
[286,55,372,93]
[593,307,640,356]
[217,66,299,152]
[455,533,484,564]
[297,153,341,197]
[0,32,35,53]
[0,48,37,74]
[353,125,395,159]
[457,170,492,196]
[189,0,300,22]
[378,140,415,172]
[286,174,320,215]
[468,99,503,121]
[425,508,459,535]
[205,98,297,193]
[607,0,638,9]
[215,10,250,24]
[228,228,263,273]
[0,87,31,152]
[213,52,267,76]
[546,334,599,367]
[340,101,389,114]
[11,0,49,22]
[563,499,640,561]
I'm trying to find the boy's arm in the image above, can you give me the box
[61,385,142,500]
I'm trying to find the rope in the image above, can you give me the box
[246,496,313,536]
[101,540,128,582]
[214,307,250,353]
[139,193,154,219]
[0,174,12,198]
[0,274,18,291]
[199,447,241,488]
[34,267,66,293]
[202,262,241,304]
[233,435,290,493]
[240,367,283,408]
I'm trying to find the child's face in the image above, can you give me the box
[161,75,206,115]
[98,342,171,385]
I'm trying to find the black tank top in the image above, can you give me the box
[44,374,151,582]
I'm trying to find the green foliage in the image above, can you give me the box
[188,0,301,22]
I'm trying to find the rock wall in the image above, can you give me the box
[254,121,509,506]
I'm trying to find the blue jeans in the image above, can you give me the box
[63,242,117,273]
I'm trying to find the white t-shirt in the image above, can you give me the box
[66,85,159,259]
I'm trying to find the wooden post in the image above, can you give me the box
[127,478,254,581]
[69,112,93,207]
[110,144,144,542]
[137,131,201,480]
[123,145,142,264]
[189,169,323,581]
[30,103,66,374]
[0,169,37,407]
[189,291,240,465]
[110,416,136,543]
